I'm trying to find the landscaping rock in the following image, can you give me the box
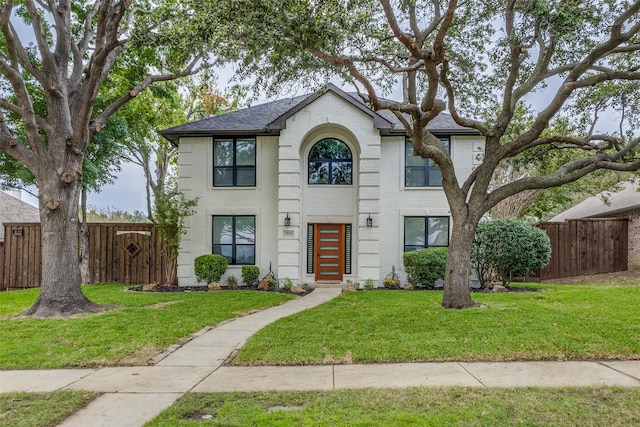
[404,284,414,290]
[207,283,221,291]
[290,285,307,295]
[257,279,270,291]
[492,284,508,292]
[142,283,158,291]
[434,278,445,289]
[342,285,357,293]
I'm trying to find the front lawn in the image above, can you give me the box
[235,283,640,365]
[146,387,640,426]
[0,283,293,369]
[0,391,99,427]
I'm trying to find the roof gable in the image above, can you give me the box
[266,83,395,132]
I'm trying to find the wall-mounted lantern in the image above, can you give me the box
[366,213,373,227]
[284,212,291,227]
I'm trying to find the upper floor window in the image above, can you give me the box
[404,216,450,252]
[308,138,352,185]
[212,215,255,265]
[214,138,256,187]
[405,138,450,187]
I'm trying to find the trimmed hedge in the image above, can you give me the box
[194,254,228,284]
[472,218,551,286]
[241,265,260,286]
[403,247,448,287]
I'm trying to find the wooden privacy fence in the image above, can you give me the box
[535,218,628,280]
[2,223,171,289]
[0,242,4,288]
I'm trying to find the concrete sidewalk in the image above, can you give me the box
[2,288,640,426]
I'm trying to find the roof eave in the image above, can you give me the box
[159,128,281,144]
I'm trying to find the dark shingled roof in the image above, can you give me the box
[160,83,476,143]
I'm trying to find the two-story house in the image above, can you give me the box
[161,83,484,287]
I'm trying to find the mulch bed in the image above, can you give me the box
[126,284,312,295]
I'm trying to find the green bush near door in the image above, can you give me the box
[403,247,448,287]
[194,254,229,284]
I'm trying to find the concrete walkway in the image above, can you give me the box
[2,288,640,426]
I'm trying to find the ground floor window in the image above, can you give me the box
[212,215,255,264]
[404,216,450,252]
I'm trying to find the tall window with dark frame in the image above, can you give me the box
[405,138,450,187]
[404,217,450,252]
[212,215,255,265]
[308,138,352,185]
[213,138,256,187]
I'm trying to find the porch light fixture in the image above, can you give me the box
[366,213,373,227]
[284,213,291,227]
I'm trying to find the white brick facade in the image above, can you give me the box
[173,87,484,286]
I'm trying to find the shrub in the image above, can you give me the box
[226,275,238,289]
[194,254,228,284]
[241,265,260,286]
[403,247,448,287]
[363,278,375,290]
[472,218,551,287]
[282,277,293,290]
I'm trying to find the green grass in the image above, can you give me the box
[0,283,293,369]
[235,283,640,365]
[0,391,99,427]
[146,387,640,426]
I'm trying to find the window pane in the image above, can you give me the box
[214,140,233,166]
[310,138,351,159]
[309,162,330,184]
[309,139,352,185]
[235,216,255,244]
[214,167,233,186]
[428,165,442,186]
[428,217,449,246]
[236,168,256,186]
[213,244,233,264]
[405,167,426,187]
[406,138,450,187]
[331,162,352,184]
[213,216,233,244]
[404,217,426,247]
[405,141,425,167]
[235,245,255,264]
[236,139,256,166]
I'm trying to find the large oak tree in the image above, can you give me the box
[0,1,217,317]
[204,0,640,308]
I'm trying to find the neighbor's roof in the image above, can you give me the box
[550,181,640,221]
[160,83,477,143]
[0,191,40,241]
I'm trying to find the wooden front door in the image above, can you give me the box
[314,224,346,281]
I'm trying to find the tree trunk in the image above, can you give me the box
[23,177,104,318]
[442,219,478,309]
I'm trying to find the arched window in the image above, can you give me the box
[308,138,352,185]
